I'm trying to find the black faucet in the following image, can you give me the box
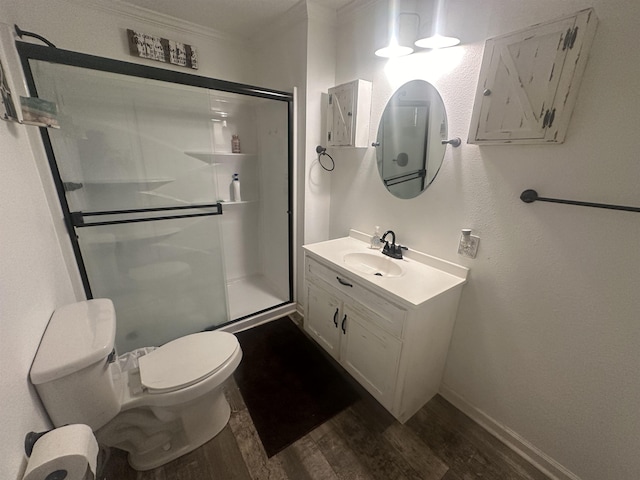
[381,230,408,259]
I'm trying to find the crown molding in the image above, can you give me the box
[337,0,380,25]
[250,0,309,47]
[65,0,250,47]
[307,1,339,25]
[249,0,342,47]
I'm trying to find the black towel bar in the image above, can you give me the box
[520,190,640,213]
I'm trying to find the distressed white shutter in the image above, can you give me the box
[469,9,597,144]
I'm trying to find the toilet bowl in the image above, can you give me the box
[30,299,242,471]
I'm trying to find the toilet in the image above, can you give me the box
[30,299,242,471]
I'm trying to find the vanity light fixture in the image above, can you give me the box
[414,0,460,49]
[375,0,460,58]
[414,33,460,49]
[374,36,414,58]
[375,8,417,58]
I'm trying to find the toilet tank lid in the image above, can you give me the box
[31,299,116,385]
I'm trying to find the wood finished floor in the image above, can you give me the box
[103,377,550,480]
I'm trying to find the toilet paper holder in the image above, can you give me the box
[24,429,54,457]
[23,427,109,480]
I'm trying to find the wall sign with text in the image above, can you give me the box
[127,29,198,69]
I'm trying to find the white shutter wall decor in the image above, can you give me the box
[468,8,598,145]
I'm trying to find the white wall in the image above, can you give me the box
[0,22,77,479]
[0,1,257,478]
[330,1,640,479]
[2,0,255,82]
[304,3,337,246]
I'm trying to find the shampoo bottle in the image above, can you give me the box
[231,134,241,153]
[232,173,241,202]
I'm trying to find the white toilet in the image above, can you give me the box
[30,299,242,471]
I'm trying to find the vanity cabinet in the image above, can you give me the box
[468,8,597,144]
[303,248,465,423]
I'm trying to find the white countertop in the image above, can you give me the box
[302,232,468,308]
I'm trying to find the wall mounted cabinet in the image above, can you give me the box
[326,79,372,147]
[468,8,597,144]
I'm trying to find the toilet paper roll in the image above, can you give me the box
[23,424,98,480]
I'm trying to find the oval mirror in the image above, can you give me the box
[375,80,448,199]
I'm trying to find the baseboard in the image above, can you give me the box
[289,308,303,326]
[439,384,582,480]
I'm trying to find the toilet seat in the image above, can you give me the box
[139,331,238,394]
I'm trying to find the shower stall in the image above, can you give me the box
[18,43,293,352]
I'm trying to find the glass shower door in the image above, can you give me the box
[29,60,230,352]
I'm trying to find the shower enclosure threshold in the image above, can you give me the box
[227,275,286,321]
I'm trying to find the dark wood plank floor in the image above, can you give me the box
[103,377,550,480]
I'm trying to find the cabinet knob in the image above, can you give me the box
[483,89,492,96]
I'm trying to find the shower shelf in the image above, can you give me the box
[184,152,257,164]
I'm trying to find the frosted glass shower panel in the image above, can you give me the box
[214,98,292,320]
[22,42,293,344]
[77,213,228,352]
[256,100,290,302]
[30,61,217,212]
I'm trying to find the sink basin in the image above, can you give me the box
[343,252,404,277]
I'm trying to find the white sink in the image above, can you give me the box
[343,252,404,277]
[304,234,468,306]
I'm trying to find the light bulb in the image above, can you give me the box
[415,34,460,49]
[375,36,413,58]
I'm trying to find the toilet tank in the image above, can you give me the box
[30,299,122,430]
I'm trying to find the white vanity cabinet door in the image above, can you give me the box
[304,280,342,360]
[341,303,402,408]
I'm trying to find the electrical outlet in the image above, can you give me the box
[458,233,480,258]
